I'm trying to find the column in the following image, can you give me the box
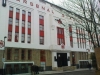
[67,52,71,66]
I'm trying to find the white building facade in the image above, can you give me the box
[0,0,94,74]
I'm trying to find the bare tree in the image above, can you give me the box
[54,0,100,48]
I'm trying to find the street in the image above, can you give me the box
[45,70,95,75]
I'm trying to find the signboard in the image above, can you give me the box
[0,40,4,50]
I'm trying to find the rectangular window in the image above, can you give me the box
[22,21,25,27]
[27,35,31,43]
[28,50,32,60]
[22,10,25,14]
[57,27,65,45]
[15,19,19,26]
[21,34,25,43]
[69,25,73,47]
[15,33,19,42]
[8,32,12,41]
[28,12,31,16]
[39,25,44,31]
[28,22,31,28]
[39,15,44,19]
[16,8,20,13]
[9,6,13,11]
[40,36,44,45]
[9,18,13,25]
[21,50,25,60]
[14,49,19,60]
[7,49,11,60]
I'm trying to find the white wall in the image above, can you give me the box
[0,0,94,53]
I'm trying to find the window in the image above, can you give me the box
[16,8,20,13]
[8,32,12,41]
[9,6,13,11]
[9,18,13,25]
[28,22,31,28]
[22,21,25,27]
[39,25,44,31]
[40,36,44,44]
[14,49,19,60]
[28,12,31,16]
[7,49,11,60]
[39,15,44,19]
[21,34,25,43]
[15,33,19,42]
[22,10,25,14]
[28,50,32,60]
[21,50,25,60]
[57,27,65,45]
[27,35,31,43]
[15,19,19,26]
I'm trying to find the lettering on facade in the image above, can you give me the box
[36,4,39,8]
[23,0,27,4]
[52,10,54,14]
[42,6,45,10]
[47,9,50,12]
[62,14,64,17]
[30,2,33,6]
[16,0,54,14]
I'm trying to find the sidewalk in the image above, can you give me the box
[38,68,93,75]
[20,68,93,75]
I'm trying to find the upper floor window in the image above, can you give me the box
[28,50,32,60]
[28,22,31,28]
[40,36,44,45]
[28,12,31,16]
[8,32,12,41]
[16,8,20,13]
[22,10,25,14]
[9,18,13,25]
[39,25,44,31]
[27,35,31,43]
[15,19,19,26]
[39,15,44,19]
[9,6,13,11]
[22,21,25,27]
[21,34,25,43]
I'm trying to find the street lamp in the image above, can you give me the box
[2,36,7,75]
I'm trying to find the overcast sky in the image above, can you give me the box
[47,0,60,4]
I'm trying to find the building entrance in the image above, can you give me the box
[57,53,68,67]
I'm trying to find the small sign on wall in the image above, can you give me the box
[2,0,6,7]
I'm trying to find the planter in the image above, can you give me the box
[95,70,100,75]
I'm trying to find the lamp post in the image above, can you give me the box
[2,36,7,75]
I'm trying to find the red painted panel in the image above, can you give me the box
[40,31,44,36]
[22,27,25,34]
[28,28,31,35]
[9,11,13,18]
[16,13,19,19]
[70,36,73,41]
[40,50,46,62]
[22,14,25,21]
[8,25,12,32]
[28,16,31,22]
[39,19,44,25]
[15,26,19,32]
